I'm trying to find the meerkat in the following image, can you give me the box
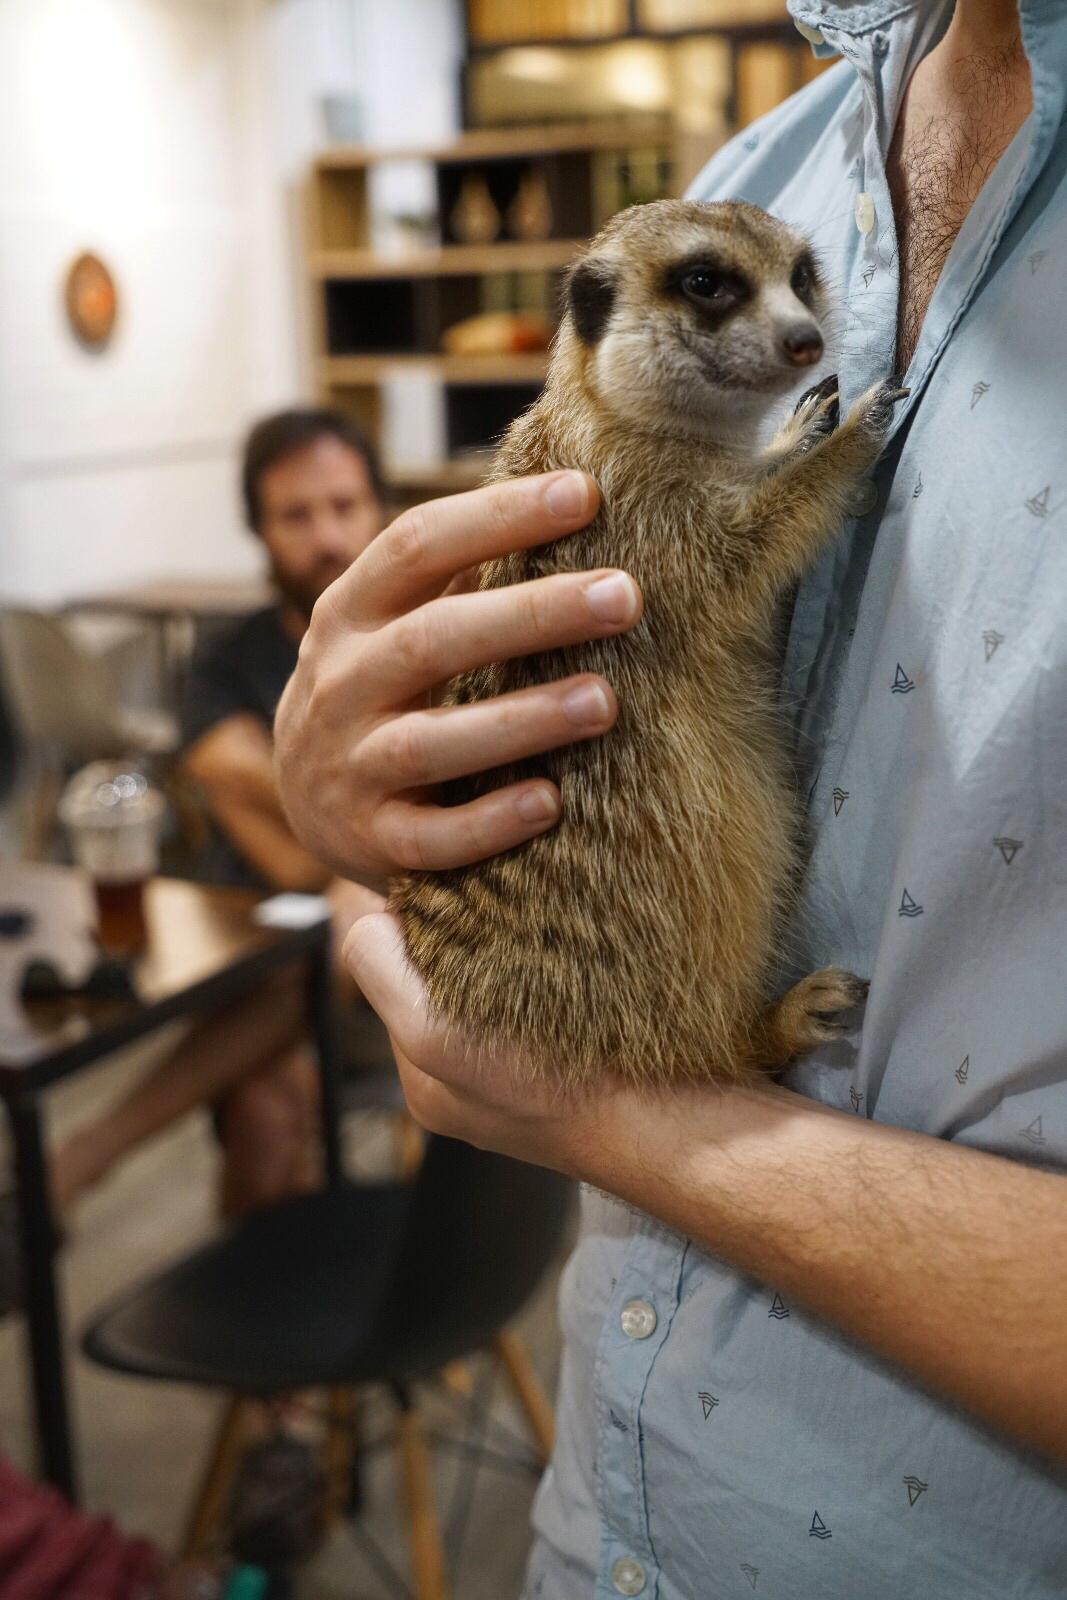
[390,199,905,1090]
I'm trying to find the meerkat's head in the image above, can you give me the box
[561,199,830,445]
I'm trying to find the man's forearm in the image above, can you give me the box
[585,1082,1067,1460]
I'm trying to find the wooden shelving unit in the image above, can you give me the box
[306,119,676,507]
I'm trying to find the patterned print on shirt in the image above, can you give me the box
[699,1392,719,1420]
[740,1563,760,1589]
[912,471,924,497]
[862,267,876,288]
[971,380,990,409]
[850,1086,864,1112]
[899,889,923,918]
[955,1056,970,1085]
[983,629,1004,661]
[1025,485,1050,518]
[903,1476,928,1506]
[809,1512,832,1540]
[832,787,849,815]
[609,1410,629,1433]
[1028,248,1048,273]
[994,837,1023,864]
[768,1294,790,1320]
[1020,1116,1046,1147]
[891,664,915,694]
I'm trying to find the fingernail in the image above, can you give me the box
[585,572,638,624]
[562,681,611,727]
[544,471,589,519]
[516,785,560,823]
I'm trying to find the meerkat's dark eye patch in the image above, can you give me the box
[665,257,749,316]
[567,258,617,344]
[790,253,818,300]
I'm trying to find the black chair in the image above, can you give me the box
[82,1136,572,1598]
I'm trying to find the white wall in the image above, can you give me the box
[0,0,463,606]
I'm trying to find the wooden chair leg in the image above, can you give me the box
[322,1387,357,1525]
[398,1402,449,1600]
[182,1396,255,1557]
[492,1330,555,1464]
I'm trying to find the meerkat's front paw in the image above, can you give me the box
[791,374,841,456]
[763,966,869,1063]
[794,372,841,428]
[768,373,840,464]
[846,378,910,438]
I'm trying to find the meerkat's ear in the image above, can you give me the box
[566,257,617,344]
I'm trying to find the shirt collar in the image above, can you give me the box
[787,0,1067,134]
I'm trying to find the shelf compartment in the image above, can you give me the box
[445,382,544,456]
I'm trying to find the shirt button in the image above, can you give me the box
[612,1556,648,1595]
[849,479,879,516]
[854,192,876,235]
[620,1298,657,1339]
[794,20,824,46]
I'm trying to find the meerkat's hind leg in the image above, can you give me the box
[759,967,870,1068]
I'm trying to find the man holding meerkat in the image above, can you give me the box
[276,0,1067,1594]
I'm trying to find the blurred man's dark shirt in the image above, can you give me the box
[180,607,297,888]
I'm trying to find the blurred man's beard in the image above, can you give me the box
[269,559,349,620]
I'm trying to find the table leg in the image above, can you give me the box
[306,937,342,1189]
[8,1093,77,1500]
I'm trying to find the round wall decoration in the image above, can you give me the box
[65,252,119,348]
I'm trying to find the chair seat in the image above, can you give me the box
[83,1184,415,1394]
[84,1141,573,1399]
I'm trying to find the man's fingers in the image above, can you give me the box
[372,781,563,871]
[361,674,617,789]
[327,472,600,624]
[362,569,642,700]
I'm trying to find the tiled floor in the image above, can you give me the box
[0,1030,568,1597]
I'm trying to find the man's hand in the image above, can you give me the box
[344,910,608,1173]
[273,472,643,889]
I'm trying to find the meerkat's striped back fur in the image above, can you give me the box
[391,201,902,1089]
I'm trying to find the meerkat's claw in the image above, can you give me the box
[794,372,840,416]
[863,379,911,432]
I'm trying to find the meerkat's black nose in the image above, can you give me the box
[782,324,824,365]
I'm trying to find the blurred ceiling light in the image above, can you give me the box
[605,44,668,109]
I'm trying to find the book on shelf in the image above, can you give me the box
[468,0,628,43]
[638,0,789,25]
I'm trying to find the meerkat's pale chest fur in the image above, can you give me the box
[391,200,904,1089]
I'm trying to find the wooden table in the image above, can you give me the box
[0,864,340,1502]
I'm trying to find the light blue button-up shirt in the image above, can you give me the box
[525,3,1067,1595]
